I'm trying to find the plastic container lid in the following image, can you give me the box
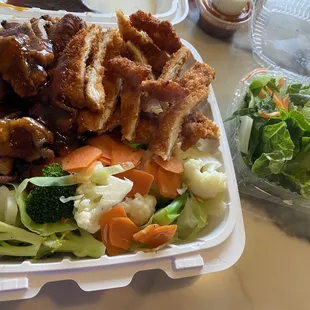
[0,1,245,302]
[251,0,310,82]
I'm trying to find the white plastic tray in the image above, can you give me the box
[0,5,245,302]
[0,0,189,25]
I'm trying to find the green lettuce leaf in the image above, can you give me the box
[252,122,295,176]
[285,137,310,174]
[282,170,310,199]
[245,117,269,164]
[280,109,310,152]
[248,75,275,96]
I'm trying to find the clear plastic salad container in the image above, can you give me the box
[0,1,245,302]
[226,0,310,212]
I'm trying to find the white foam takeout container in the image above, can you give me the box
[0,1,245,302]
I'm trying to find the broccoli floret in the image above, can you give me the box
[0,221,42,257]
[36,229,105,259]
[42,163,66,177]
[25,163,77,224]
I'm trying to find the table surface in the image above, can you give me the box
[2,1,310,310]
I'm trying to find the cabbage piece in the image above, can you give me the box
[238,115,253,154]
[153,193,188,225]
[176,194,208,241]
[90,162,133,185]
[0,185,18,226]
[16,179,77,236]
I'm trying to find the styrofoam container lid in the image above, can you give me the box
[251,0,310,82]
[0,0,189,25]
[0,2,245,302]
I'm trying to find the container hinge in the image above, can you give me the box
[173,254,204,270]
[0,277,28,292]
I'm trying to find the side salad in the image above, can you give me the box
[228,73,310,198]
[0,135,227,259]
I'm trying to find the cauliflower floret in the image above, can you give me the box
[183,157,226,199]
[74,175,133,233]
[120,193,156,226]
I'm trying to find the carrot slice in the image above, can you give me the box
[266,86,273,96]
[157,167,181,199]
[98,156,111,166]
[241,68,267,82]
[153,156,184,174]
[282,95,289,111]
[111,142,144,166]
[117,169,154,197]
[133,224,160,243]
[106,242,125,256]
[101,224,125,256]
[99,206,128,256]
[99,205,127,229]
[258,110,280,119]
[143,157,159,183]
[273,92,284,109]
[258,90,266,99]
[133,225,177,249]
[62,145,102,172]
[278,78,285,89]
[89,134,115,159]
[75,160,97,175]
[109,217,139,250]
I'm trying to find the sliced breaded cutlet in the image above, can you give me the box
[130,10,182,54]
[149,62,216,160]
[51,24,99,110]
[116,9,169,75]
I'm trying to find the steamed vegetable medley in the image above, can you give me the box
[230,74,310,198]
[0,135,227,259]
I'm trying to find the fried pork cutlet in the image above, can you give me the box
[46,14,86,58]
[141,80,189,102]
[178,62,216,91]
[134,118,158,144]
[126,41,148,64]
[120,82,141,141]
[103,28,125,63]
[130,10,182,54]
[181,112,220,151]
[84,28,110,112]
[102,105,121,132]
[78,70,122,132]
[149,62,216,160]
[108,56,152,88]
[116,9,169,75]
[141,46,191,114]
[125,41,156,80]
[77,29,124,132]
[108,56,152,141]
[160,46,191,81]
[51,25,99,110]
